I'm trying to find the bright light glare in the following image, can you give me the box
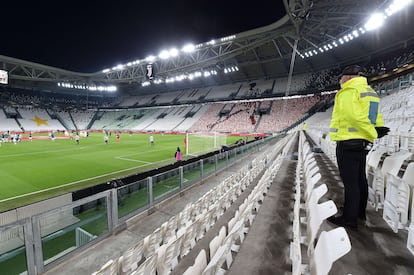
[386,0,413,15]
[159,50,170,59]
[182,44,195,53]
[145,55,155,62]
[365,13,385,31]
[169,48,179,57]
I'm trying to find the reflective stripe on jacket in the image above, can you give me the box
[329,76,384,143]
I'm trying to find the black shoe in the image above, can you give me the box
[327,216,358,231]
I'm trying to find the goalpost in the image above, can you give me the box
[185,132,227,157]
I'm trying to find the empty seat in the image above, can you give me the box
[309,227,351,275]
[209,226,226,260]
[119,239,144,275]
[182,249,207,275]
[132,254,157,275]
[92,258,119,275]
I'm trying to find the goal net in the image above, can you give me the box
[185,132,227,157]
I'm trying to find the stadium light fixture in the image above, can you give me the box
[364,13,385,31]
[102,69,110,73]
[182,44,195,53]
[295,0,414,60]
[145,55,156,62]
[386,0,412,16]
[159,50,170,59]
[169,48,179,57]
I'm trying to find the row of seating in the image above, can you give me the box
[91,137,290,275]
[181,134,292,275]
[306,125,414,257]
[290,131,351,275]
[364,133,414,255]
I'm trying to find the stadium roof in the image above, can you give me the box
[1,0,414,95]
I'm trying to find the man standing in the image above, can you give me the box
[328,65,388,230]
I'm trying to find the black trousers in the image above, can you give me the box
[336,139,370,223]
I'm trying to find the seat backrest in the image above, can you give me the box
[209,227,226,260]
[309,227,351,275]
[190,249,207,275]
[305,173,322,202]
[306,184,328,212]
[402,162,414,185]
[201,245,225,275]
[307,200,338,255]
[121,239,143,273]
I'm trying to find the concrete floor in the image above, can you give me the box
[44,137,414,275]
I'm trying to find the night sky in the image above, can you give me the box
[1,1,285,73]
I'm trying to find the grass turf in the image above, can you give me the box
[0,133,240,212]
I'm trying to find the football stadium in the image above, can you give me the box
[1,1,414,274]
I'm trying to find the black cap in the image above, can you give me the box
[341,65,367,77]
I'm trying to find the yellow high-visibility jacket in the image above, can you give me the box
[303,123,307,130]
[329,76,384,143]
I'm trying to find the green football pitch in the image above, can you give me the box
[0,132,241,212]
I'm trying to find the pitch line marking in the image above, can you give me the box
[0,161,165,203]
[115,157,152,164]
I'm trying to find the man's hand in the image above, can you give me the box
[375,126,390,138]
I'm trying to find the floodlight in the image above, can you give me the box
[235,67,239,71]
[352,30,359,37]
[145,55,155,62]
[102,69,110,73]
[169,48,179,57]
[182,44,195,53]
[107,86,117,92]
[188,74,194,80]
[387,0,412,16]
[159,50,170,59]
[115,65,124,70]
[224,68,228,73]
[365,13,385,31]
